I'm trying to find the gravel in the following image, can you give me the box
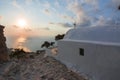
[0,53,86,80]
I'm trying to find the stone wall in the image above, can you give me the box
[0,25,9,61]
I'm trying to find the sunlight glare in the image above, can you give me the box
[17,19,27,28]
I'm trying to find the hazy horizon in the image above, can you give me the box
[6,35,57,52]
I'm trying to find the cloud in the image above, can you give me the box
[36,27,50,30]
[92,15,120,26]
[12,25,32,32]
[58,23,73,28]
[105,0,120,11]
[43,27,50,30]
[54,1,60,8]
[66,0,120,27]
[12,25,19,28]
[42,1,57,16]
[67,0,91,26]
[12,0,33,7]
[25,0,33,5]
[43,9,51,15]
[24,28,32,32]
[12,0,21,9]
[94,16,107,26]
[104,0,120,24]
[84,0,98,7]
[112,0,120,7]
[41,27,50,30]
[44,1,51,8]
[58,14,73,22]
[49,22,54,24]
[49,22,73,28]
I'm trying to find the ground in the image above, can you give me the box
[0,53,86,80]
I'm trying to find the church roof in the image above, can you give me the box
[64,25,120,44]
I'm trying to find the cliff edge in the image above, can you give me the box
[0,25,9,61]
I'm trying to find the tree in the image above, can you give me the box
[9,48,26,59]
[41,41,55,49]
[50,42,55,47]
[55,34,65,41]
[41,41,51,48]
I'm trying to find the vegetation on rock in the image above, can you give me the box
[55,34,65,41]
[9,48,26,59]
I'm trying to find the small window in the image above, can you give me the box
[79,48,84,56]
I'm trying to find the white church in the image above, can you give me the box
[56,24,120,80]
[45,5,120,80]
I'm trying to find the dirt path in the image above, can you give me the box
[0,53,86,80]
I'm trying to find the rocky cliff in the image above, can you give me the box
[0,25,9,61]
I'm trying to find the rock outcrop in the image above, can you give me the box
[0,25,9,61]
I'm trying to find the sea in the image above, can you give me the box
[6,36,55,52]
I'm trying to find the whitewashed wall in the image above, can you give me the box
[57,40,120,80]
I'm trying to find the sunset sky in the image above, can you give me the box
[0,0,120,51]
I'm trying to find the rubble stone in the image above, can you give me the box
[0,53,86,80]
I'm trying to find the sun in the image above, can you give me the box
[17,19,27,28]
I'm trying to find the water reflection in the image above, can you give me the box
[13,36,31,52]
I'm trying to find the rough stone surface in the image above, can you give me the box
[0,25,9,61]
[0,53,86,80]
